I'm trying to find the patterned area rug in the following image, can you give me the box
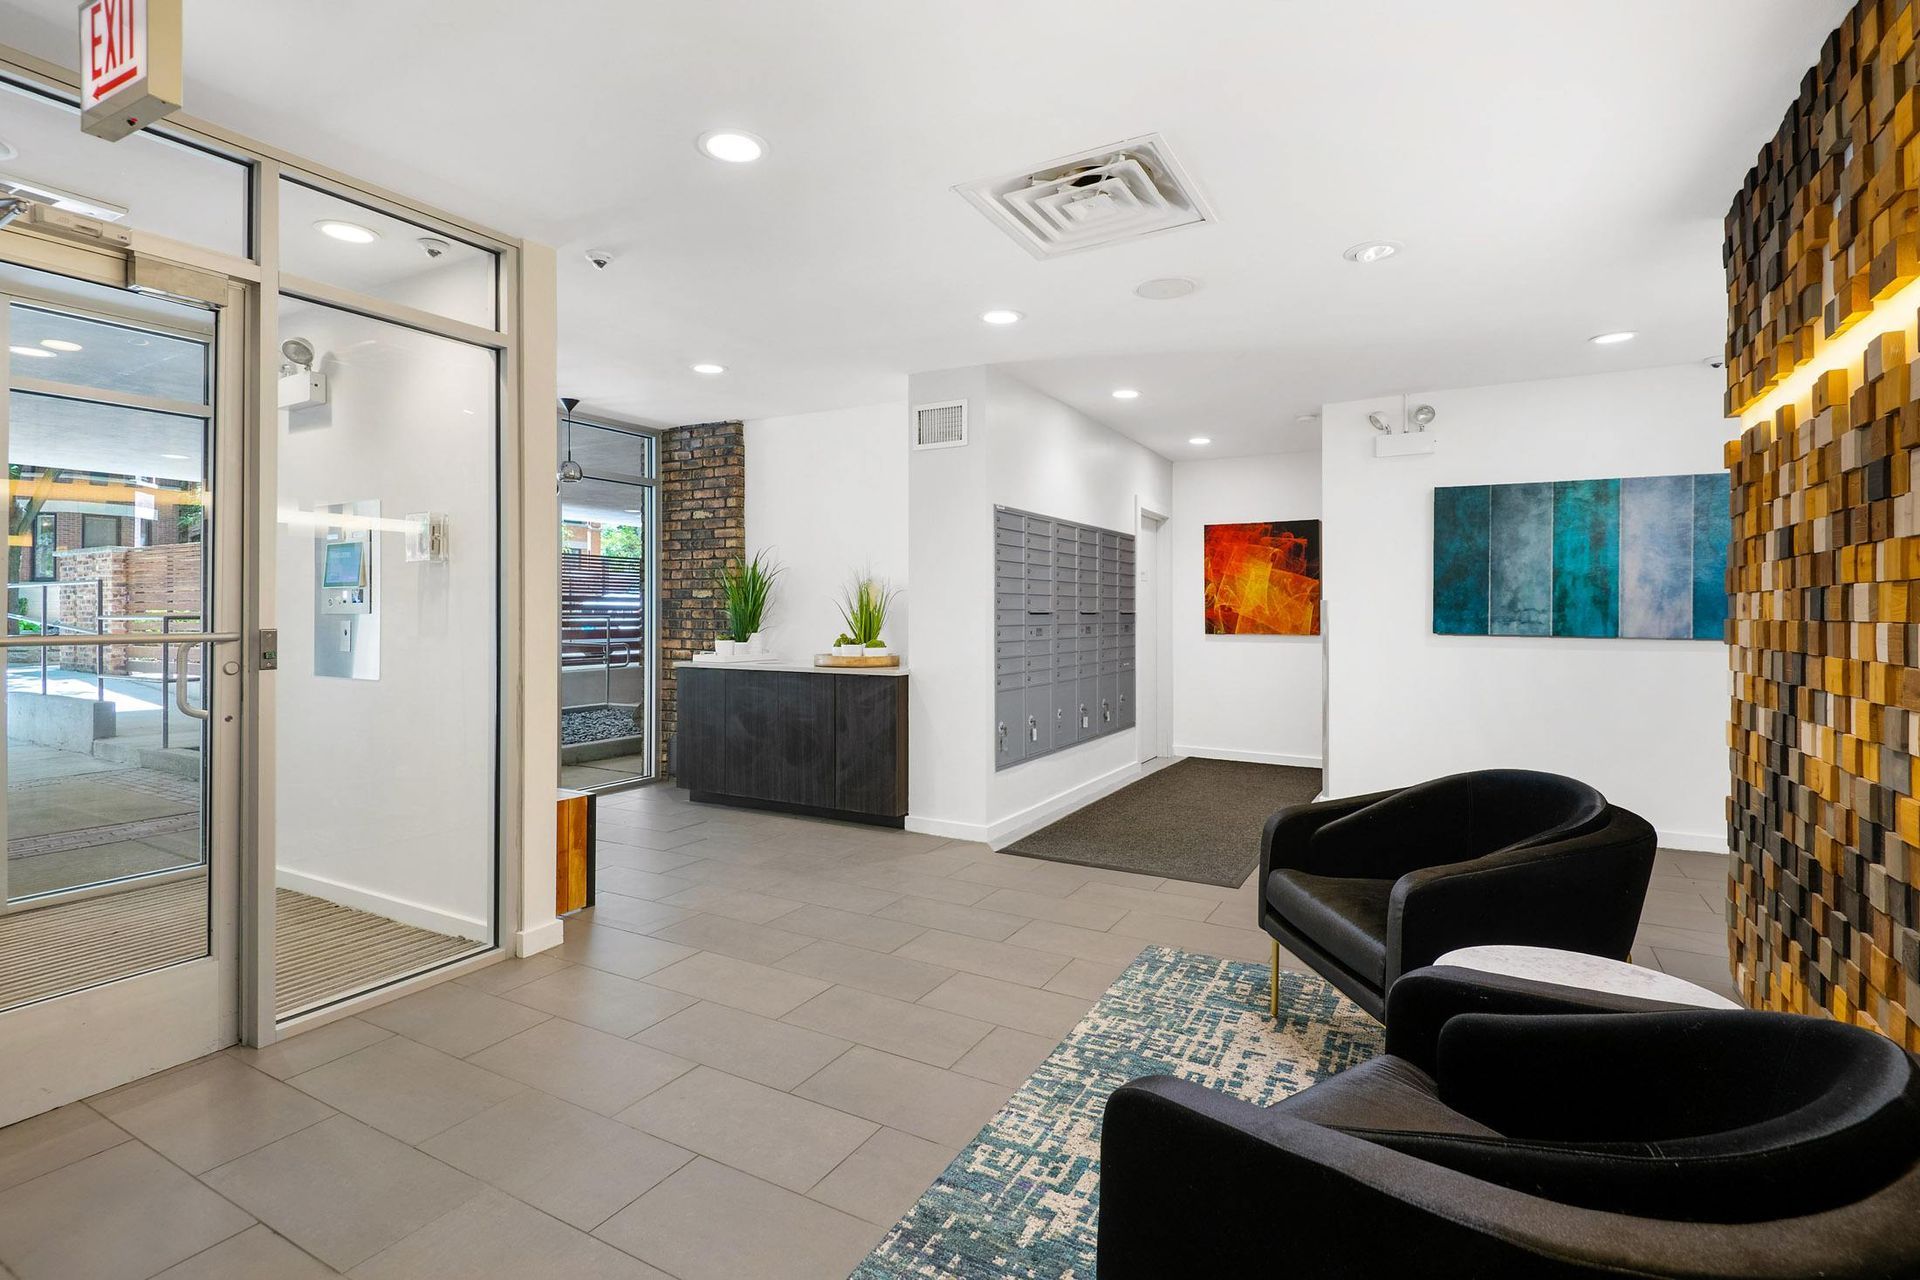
[852,945,1383,1279]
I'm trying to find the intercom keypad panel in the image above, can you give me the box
[992,505,1136,770]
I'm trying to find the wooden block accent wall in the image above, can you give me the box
[1727,0,1920,1050]
[657,421,744,773]
[1724,0,1919,416]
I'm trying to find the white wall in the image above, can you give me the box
[1320,364,1731,850]
[744,401,909,661]
[274,297,499,940]
[1168,453,1324,767]
[906,367,1172,841]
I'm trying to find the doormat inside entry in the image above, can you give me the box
[1004,758,1321,888]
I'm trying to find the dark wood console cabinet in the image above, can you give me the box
[675,665,908,826]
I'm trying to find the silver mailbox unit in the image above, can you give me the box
[993,505,1136,769]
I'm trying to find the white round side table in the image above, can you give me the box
[1432,945,1741,1010]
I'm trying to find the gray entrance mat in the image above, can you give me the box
[1004,758,1322,888]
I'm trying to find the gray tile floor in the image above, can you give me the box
[0,785,1737,1279]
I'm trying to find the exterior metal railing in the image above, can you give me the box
[99,612,203,749]
[3,585,208,750]
[564,608,638,708]
[4,578,107,699]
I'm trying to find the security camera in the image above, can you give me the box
[585,248,614,270]
[1703,356,1727,370]
[418,237,450,259]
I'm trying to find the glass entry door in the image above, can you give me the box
[559,419,656,790]
[0,237,244,1125]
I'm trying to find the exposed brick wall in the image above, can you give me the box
[658,421,744,773]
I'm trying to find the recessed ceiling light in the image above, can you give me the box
[160,453,191,460]
[1134,277,1198,301]
[980,309,1023,325]
[0,137,16,163]
[698,130,767,163]
[1188,436,1212,445]
[1294,413,1319,425]
[9,345,54,358]
[1589,330,1637,345]
[38,339,82,352]
[623,508,643,514]
[691,362,726,375]
[1341,240,1401,264]
[315,219,379,244]
[1111,388,1141,400]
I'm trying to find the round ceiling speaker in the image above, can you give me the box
[1134,277,1199,301]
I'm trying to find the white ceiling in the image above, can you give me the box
[0,0,1851,459]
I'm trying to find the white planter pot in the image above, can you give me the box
[714,639,738,657]
[835,643,863,657]
[747,632,767,655]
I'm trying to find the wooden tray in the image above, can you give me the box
[814,653,901,668]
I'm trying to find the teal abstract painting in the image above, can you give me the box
[1431,472,1728,640]
[1432,485,1491,634]
[1619,474,1692,639]
[1691,472,1731,640]
[1489,482,1552,636]
[1552,478,1620,637]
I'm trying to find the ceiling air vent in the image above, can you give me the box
[913,400,968,450]
[955,134,1215,260]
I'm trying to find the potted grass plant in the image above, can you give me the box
[714,549,782,657]
[834,573,898,657]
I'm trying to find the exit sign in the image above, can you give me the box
[79,0,183,141]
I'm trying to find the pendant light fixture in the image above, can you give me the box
[557,396,584,484]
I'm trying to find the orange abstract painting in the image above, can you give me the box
[1203,520,1321,635]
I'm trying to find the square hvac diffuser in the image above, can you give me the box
[954,133,1216,260]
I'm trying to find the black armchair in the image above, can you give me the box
[1259,769,1655,1018]
[1099,969,1920,1280]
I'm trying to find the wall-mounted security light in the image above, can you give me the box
[277,337,328,410]
[1371,398,1438,459]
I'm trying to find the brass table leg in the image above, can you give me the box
[1269,939,1280,1019]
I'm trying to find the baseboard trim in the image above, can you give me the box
[514,918,566,957]
[903,815,989,842]
[1170,743,1323,769]
[987,762,1147,849]
[905,760,1150,848]
[1657,830,1730,855]
[275,867,490,943]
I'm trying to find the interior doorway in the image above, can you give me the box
[558,414,658,791]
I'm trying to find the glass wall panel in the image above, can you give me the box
[272,294,497,1017]
[0,79,250,258]
[278,179,496,328]
[8,305,209,403]
[0,270,215,1012]
[558,420,654,790]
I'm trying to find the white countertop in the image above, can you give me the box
[676,658,909,677]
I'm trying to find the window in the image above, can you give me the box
[30,511,55,581]
[81,515,121,548]
[279,179,497,328]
